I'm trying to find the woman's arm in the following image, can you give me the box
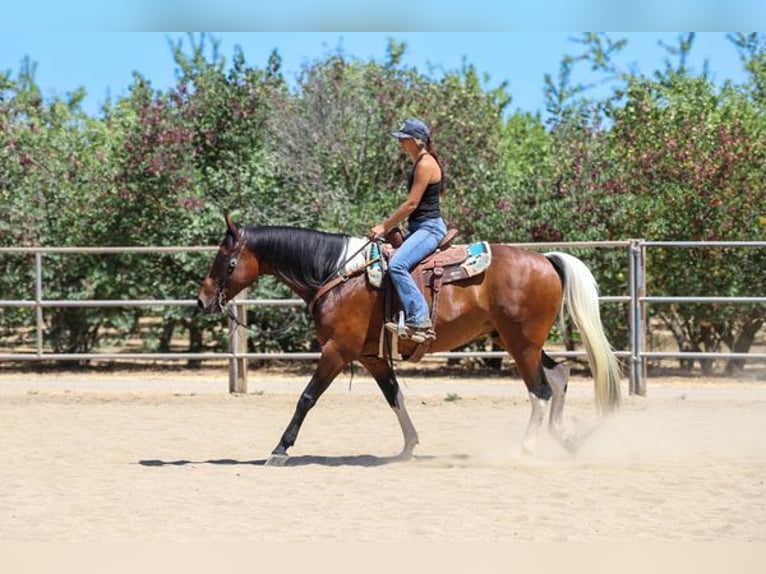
[369,156,439,238]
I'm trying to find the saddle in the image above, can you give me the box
[368,229,492,362]
[367,228,491,292]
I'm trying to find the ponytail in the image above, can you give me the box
[425,138,446,195]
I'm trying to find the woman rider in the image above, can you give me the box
[368,118,447,343]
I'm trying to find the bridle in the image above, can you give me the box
[213,232,246,313]
[213,229,305,336]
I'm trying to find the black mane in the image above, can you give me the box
[244,226,349,292]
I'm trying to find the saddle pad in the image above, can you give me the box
[367,241,385,288]
[461,241,492,277]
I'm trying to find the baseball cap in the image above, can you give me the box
[391,117,430,141]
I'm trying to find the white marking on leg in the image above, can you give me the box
[545,363,577,453]
[393,388,419,457]
[522,392,547,454]
[546,362,568,431]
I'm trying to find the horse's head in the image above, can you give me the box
[197,211,260,313]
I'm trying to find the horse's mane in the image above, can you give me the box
[244,226,349,291]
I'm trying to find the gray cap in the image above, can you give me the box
[391,117,430,141]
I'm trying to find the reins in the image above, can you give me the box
[307,238,376,314]
[223,301,305,336]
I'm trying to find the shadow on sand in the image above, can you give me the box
[138,453,469,468]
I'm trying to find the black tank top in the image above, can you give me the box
[407,154,442,225]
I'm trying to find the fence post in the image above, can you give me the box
[228,289,248,394]
[628,239,646,396]
[638,240,648,388]
[35,252,44,358]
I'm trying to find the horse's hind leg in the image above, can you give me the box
[359,356,419,459]
[523,388,548,454]
[497,335,574,455]
[494,336,551,455]
[543,351,577,454]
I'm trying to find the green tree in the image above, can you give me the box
[532,33,765,373]
[0,58,130,356]
[2,33,763,374]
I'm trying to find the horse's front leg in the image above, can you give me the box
[359,356,419,459]
[266,341,347,466]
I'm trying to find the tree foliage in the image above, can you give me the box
[1,33,763,373]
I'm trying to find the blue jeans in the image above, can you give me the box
[388,217,447,326]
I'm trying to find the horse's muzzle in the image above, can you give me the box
[196,294,222,314]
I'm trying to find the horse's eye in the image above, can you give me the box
[228,258,238,273]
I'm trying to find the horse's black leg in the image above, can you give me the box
[359,356,419,458]
[266,342,348,466]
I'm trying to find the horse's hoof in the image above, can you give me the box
[397,449,415,461]
[521,440,537,456]
[562,435,579,457]
[265,453,289,467]
[565,443,579,457]
[520,448,535,458]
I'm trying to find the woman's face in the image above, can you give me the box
[398,137,416,152]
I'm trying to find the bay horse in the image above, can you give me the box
[197,212,621,465]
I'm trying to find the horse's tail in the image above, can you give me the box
[545,252,621,416]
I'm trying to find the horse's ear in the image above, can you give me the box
[224,210,238,236]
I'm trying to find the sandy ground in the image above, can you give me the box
[1,367,765,542]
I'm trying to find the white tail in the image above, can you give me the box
[545,252,622,416]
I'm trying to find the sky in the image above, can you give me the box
[1,1,764,32]
[0,32,754,121]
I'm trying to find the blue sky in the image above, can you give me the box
[0,32,752,120]
[1,1,764,32]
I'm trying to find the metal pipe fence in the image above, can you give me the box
[1,241,764,395]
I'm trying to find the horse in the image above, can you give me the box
[197,212,622,465]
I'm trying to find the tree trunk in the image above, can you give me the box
[699,323,718,376]
[725,318,763,375]
[186,320,203,369]
[662,308,695,372]
[159,318,176,353]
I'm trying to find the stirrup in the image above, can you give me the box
[407,326,436,344]
[384,321,408,339]
[386,312,410,340]
[384,321,435,343]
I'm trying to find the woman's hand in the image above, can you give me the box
[368,224,386,240]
